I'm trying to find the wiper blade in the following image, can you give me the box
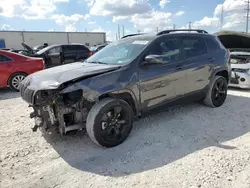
[87,61,108,64]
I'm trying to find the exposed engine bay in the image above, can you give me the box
[18,61,122,134]
[229,51,250,88]
[216,31,250,89]
[26,88,94,134]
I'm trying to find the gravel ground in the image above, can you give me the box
[0,88,250,188]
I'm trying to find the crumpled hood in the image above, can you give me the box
[22,62,120,90]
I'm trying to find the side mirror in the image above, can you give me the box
[144,55,163,65]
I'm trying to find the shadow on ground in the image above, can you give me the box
[0,88,20,100]
[228,87,250,93]
[42,94,250,177]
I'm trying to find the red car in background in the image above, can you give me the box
[0,50,45,91]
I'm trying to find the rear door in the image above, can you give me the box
[63,45,77,64]
[180,36,211,94]
[139,36,187,110]
[76,45,90,61]
[0,54,13,87]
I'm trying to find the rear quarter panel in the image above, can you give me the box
[7,57,44,85]
[210,48,230,80]
[205,36,230,83]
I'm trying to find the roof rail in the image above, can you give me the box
[121,33,145,39]
[157,29,208,36]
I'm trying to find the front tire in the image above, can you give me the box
[8,73,27,92]
[86,98,133,147]
[203,76,228,107]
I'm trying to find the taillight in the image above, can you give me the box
[88,51,93,56]
[41,60,46,69]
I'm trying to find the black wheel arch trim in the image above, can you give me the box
[210,67,230,84]
[99,89,140,117]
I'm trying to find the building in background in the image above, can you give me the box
[0,31,106,49]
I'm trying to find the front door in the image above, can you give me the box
[47,46,61,67]
[139,36,186,111]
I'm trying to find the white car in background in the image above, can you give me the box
[229,50,250,89]
[216,31,250,89]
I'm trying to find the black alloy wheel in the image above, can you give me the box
[100,105,131,143]
[86,98,133,147]
[211,77,227,107]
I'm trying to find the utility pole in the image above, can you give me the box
[118,25,120,39]
[122,25,125,37]
[188,22,192,30]
[116,33,118,40]
[173,24,176,30]
[220,3,224,30]
[245,0,250,33]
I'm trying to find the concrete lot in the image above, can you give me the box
[0,88,250,188]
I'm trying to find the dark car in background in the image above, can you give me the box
[22,43,92,68]
[33,43,48,51]
[90,43,109,54]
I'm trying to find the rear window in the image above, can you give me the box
[0,54,12,62]
[205,37,221,51]
[182,37,207,58]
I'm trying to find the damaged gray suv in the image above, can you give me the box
[20,29,231,147]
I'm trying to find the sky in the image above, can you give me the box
[0,0,249,41]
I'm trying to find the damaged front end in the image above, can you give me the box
[229,51,250,89]
[20,83,94,134]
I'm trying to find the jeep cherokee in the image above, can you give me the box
[20,29,231,147]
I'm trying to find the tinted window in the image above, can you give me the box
[182,37,207,58]
[76,45,89,51]
[205,37,221,51]
[147,37,181,64]
[0,54,12,62]
[63,45,73,52]
[48,46,61,54]
[63,45,88,52]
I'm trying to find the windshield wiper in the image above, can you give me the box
[87,61,108,64]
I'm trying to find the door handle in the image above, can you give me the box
[208,57,215,62]
[176,64,183,70]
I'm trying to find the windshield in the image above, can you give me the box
[86,39,151,65]
[90,47,97,51]
[36,46,54,54]
[33,45,44,50]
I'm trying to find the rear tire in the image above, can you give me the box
[8,73,27,92]
[203,76,228,107]
[86,98,133,147]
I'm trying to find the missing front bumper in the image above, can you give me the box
[30,105,86,134]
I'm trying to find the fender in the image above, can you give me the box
[101,88,141,117]
[210,66,230,84]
